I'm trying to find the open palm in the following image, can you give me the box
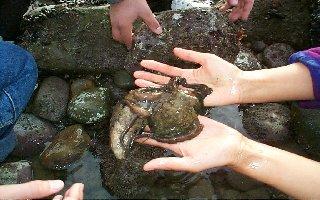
[134,48,243,106]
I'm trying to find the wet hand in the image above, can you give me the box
[136,116,245,173]
[0,180,84,200]
[110,0,162,49]
[134,48,243,106]
[220,0,254,21]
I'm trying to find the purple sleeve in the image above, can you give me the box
[289,47,320,109]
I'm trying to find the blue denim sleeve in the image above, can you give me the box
[289,47,320,109]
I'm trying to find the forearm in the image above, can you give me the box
[231,138,320,199]
[239,62,314,103]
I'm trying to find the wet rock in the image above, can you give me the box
[291,103,320,160]
[234,50,263,71]
[96,76,127,102]
[40,124,91,170]
[70,79,95,99]
[188,178,215,199]
[220,189,241,200]
[229,0,311,49]
[242,103,291,146]
[251,41,266,53]
[21,5,128,74]
[148,0,172,12]
[32,76,69,122]
[226,170,263,191]
[311,1,320,46]
[241,187,270,199]
[126,8,239,72]
[113,70,134,89]
[0,161,32,184]
[262,43,294,68]
[68,87,112,124]
[171,0,212,10]
[12,113,57,158]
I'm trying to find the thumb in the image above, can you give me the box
[0,180,64,199]
[143,157,200,173]
[140,9,162,35]
[228,0,239,6]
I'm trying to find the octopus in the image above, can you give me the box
[109,77,212,159]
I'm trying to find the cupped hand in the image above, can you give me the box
[134,48,243,106]
[110,0,162,49]
[220,0,254,21]
[0,180,84,200]
[136,116,245,173]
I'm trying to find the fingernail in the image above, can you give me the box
[52,195,63,200]
[154,26,163,35]
[49,180,64,192]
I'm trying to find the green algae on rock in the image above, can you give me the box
[0,161,32,184]
[40,124,91,170]
[21,5,128,74]
[68,87,112,124]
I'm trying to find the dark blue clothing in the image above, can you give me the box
[0,41,38,161]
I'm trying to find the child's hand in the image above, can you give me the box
[220,0,254,21]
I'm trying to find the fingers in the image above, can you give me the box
[229,0,244,21]
[136,137,174,151]
[140,8,162,35]
[228,0,239,6]
[119,23,133,49]
[0,180,64,199]
[134,70,170,84]
[173,48,205,65]
[135,79,161,88]
[144,157,199,172]
[64,183,84,200]
[220,0,254,21]
[241,0,254,20]
[140,60,184,77]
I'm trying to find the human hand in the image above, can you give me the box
[0,180,84,200]
[110,0,162,49]
[134,48,243,106]
[136,116,245,172]
[219,0,254,21]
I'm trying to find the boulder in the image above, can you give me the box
[70,78,95,99]
[12,113,57,158]
[234,50,263,71]
[0,161,32,184]
[226,170,264,192]
[187,178,215,199]
[112,70,134,90]
[262,43,294,68]
[311,1,320,46]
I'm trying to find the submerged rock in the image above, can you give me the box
[112,70,134,89]
[226,170,264,192]
[32,76,69,122]
[234,50,263,71]
[242,103,291,146]
[12,113,57,158]
[68,87,112,124]
[262,43,294,68]
[21,5,128,74]
[251,41,266,53]
[311,1,320,46]
[70,78,95,99]
[40,124,91,170]
[0,161,32,184]
[187,178,215,199]
[126,8,239,72]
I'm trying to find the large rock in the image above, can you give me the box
[311,1,320,46]
[234,50,263,71]
[12,113,57,158]
[126,8,240,72]
[20,5,128,74]
[291,103,320,160]
[32,76,69,122]
[262,43,294,68]
[0,161,32,184]
[226,170,264,192]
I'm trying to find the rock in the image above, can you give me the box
[70,79,95,99]
[241,187,270,199]
[0,161,32,184]
[20,5,128,74]
[32,76,69,122]
[234,50,263,71]
[242,103,291,146]
[262,43,294,68]
[113,70,134,89]
[251,41,266,53]
[126,8,239,72]
[40,124,91,170]
[188,178,215,199]
[171,0,212,10]
[96,76,127,102]
[220,189,241,200]
[226,170,263,191]
[291,102,320,159]
[311,1,320,46]
[12,113,57,158]
[229,0,311,49]
[148,0,172,12]
[68,87,112,124]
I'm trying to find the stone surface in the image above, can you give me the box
[262,43,294,68]
[126,8,239,72]
[12,113,57,158]
[70,78,95,99]
[242,103,291,146]
[21,5,128,74]
[32,76,69,122]
[291,103,320,160]
[0,161,32,184]
[187,178,215,199]
[220,189,241,200]
[112,70,134,89]
[311,1,320,46]
[68,87,112,124]
[251,41,266,53]
[226,170,263,192]
[40,124,91,170]
[241,187,270,199]
[234,50,263,71]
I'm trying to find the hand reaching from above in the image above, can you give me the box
[220,0,254,21]
[136,116,245,173]
[134,48,243,107]
[110,0,162,49]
